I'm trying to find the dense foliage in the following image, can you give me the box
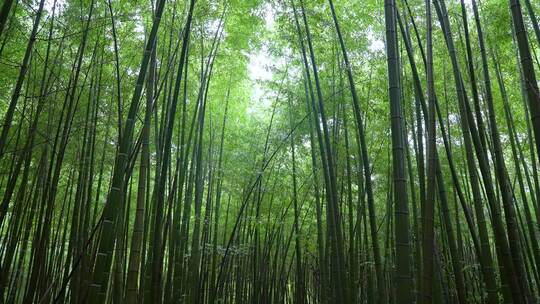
[0,0,539,303]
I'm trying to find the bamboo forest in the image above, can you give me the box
[2,0,540,302]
